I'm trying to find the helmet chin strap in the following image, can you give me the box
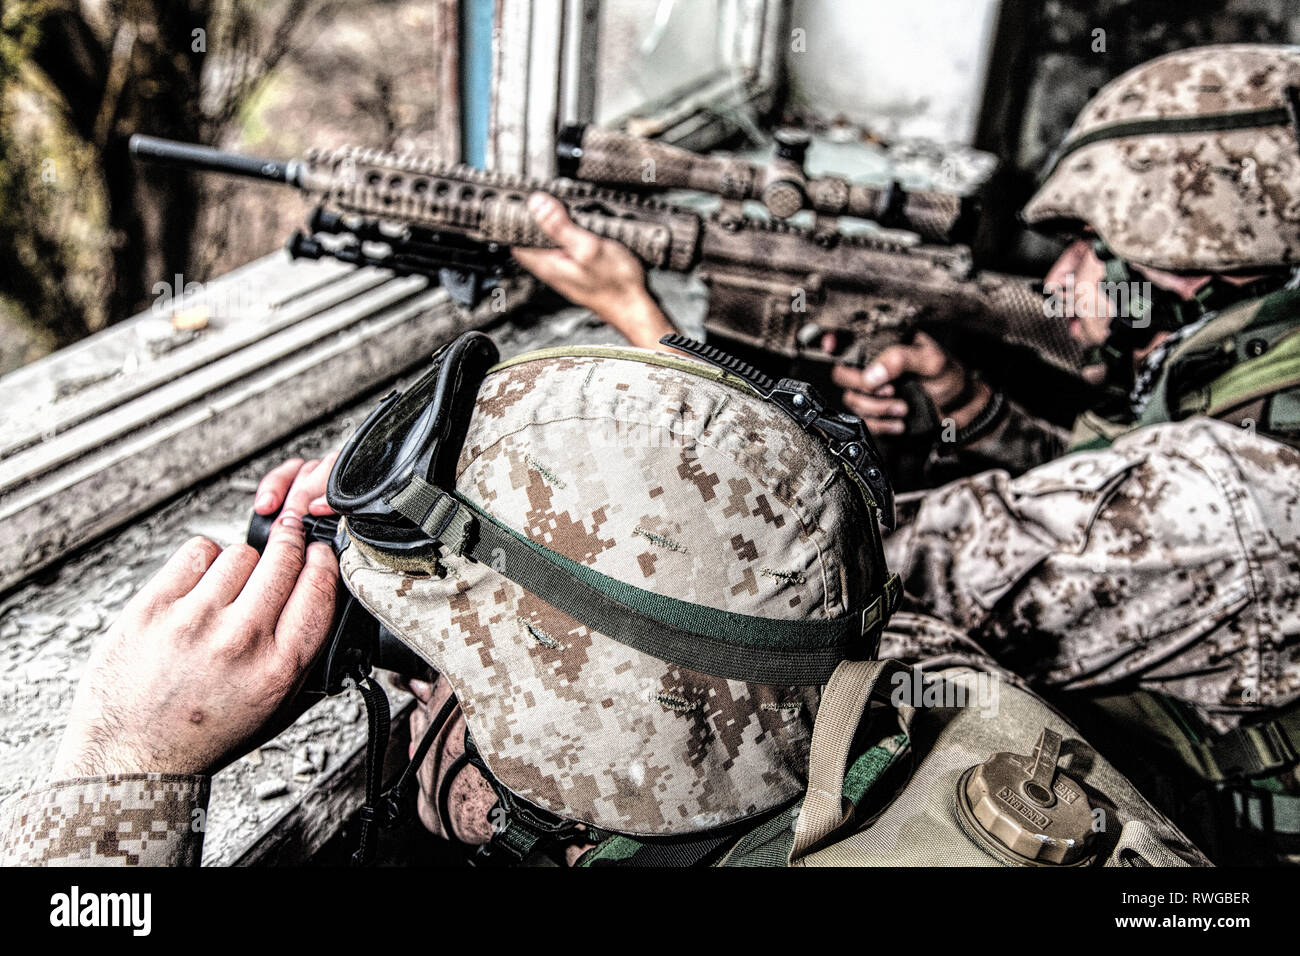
[428,715,755,868]
[394,686,599,865]
[449,725,602,866]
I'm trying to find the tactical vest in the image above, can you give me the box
[1070,286,1300,452]
[1071,692,1300,866]
[577,652,1207,867]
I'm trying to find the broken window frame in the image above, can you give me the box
[487,0,787,177]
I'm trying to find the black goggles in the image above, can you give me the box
[327,330,500,551]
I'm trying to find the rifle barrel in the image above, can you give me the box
[128,134,300,186]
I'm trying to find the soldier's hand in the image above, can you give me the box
[832,331,991,435]
[52,462,339,778]
[254,450,339,518]
[513,193,677,351]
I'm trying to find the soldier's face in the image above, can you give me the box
[1046,237,1226,354]
[1044,239,1114,347]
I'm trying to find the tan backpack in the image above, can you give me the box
[716,659,1209,867]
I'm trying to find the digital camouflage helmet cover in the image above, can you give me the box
[327,333,899,843]
[1025,44,1300,274]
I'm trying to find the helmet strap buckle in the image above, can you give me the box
[457,728,598,866]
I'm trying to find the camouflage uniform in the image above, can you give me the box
[873,47,1300,862]
[884,416,1300,734]
[883,411,1300,862]
[888,46,1300,717]
[2,341,1210,866]
[1,774,206,866]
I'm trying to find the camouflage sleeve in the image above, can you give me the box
[0,774,209,866]
[878,610,1039,694]
[933,395,1070,481]
[884,418,1300,730]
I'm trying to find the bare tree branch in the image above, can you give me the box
[203,0,351,134]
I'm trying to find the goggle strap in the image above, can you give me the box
[377,475,896,685]
[388,475,475,555]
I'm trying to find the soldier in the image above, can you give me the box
[508,46,1300,862]
[844,45,1300,863]
[835,45,1300,476]
[1,335,1205,867]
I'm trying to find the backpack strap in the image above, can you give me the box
[788,659,911,864]
[1117,692,1300,784]
[1089,691,1300,860]
[1188,710,1300,783]
[1171,327,1300,421]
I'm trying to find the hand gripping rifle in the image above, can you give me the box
[129,134,1085,451]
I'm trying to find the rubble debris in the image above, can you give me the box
[255,778,289,800]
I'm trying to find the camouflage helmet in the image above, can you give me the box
[330,334,897,839]
[1024,44,1300,273]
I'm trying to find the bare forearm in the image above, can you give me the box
[595,288,678,351]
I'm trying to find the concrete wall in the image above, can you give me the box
[784,0,1001,144]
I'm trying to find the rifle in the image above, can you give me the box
[129,135,1086,445]
[557,124,976,244]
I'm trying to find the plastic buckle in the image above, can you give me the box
[1208,722,1295,780]
[464,731,590,866]
[428,491,463,539]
